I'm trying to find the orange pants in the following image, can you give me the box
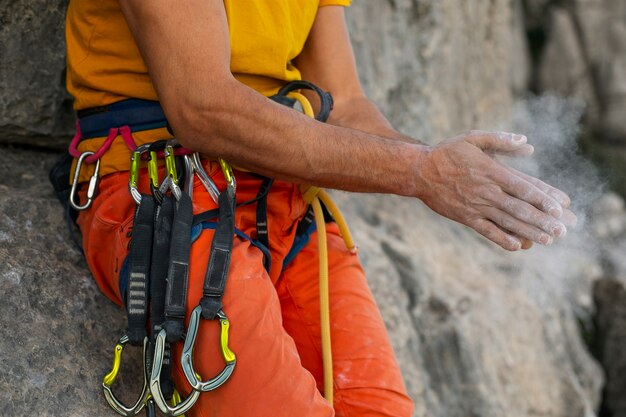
[77,160,413,417]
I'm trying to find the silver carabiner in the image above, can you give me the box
[69,151,100,211]
[102,335,150,416]
[181,306,236,392]
[150,329,201,416]
[190,153,220,204]
[183,154,194,199]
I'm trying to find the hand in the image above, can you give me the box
[415,130,576,251]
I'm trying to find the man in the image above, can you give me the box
[66,1,574,416]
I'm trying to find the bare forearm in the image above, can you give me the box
[328,96,422,144]
[170,80,428,196]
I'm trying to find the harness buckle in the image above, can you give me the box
[102,335,150,416]
[69,151,100,211]
[180,306,236,392]
[149,329,201,416]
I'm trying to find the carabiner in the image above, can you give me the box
[150,329,201,416]
[147,149,165,205]
[181,306,236,392]
[190,153,220,204]
[69,151,100,211]
[102,335,150,416]
[164,142,179,186]
[218,159,236,192]
[128,143,152,205]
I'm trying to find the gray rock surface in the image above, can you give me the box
[1,0,626,416]
[537,0,626,140]
[594,278,626,417]
[0,147,132,417]
[346,0,529,143]
[0,0,74,146]
[532,0,626,197]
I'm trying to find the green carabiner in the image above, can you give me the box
[128,144,152,205]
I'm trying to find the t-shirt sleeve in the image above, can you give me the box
[319,0,351,7]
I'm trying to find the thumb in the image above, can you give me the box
[465,130,534,156]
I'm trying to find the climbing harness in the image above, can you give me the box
[53,80,358,415]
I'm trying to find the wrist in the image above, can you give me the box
[401,144,432,198]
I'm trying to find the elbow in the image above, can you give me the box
[163,76,238,155]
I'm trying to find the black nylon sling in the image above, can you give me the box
[126,194,156,346]
[254,178,273,269]
[199,186,236,320]
[149,195,175,399]
[163,191,194,342]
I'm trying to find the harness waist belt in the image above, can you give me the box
[78,99,168,139]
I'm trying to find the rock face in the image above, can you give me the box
[1,1,626,417]
[0,147,132,417]
[0,0,74,146]
[594,278,626,417]
[531,0,626,195]
[346,0,530,143]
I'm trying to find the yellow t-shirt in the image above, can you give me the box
[66,0,351,110]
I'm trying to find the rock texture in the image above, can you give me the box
[0,147,134,417]
[1,0,626,417]
[346,0,530,143]
[594,278,626,417]
[531,0,626,195]
[0,0,74,146]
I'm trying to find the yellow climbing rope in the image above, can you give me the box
[291,90,359,404]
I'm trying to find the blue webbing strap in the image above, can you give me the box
[78,99,168,139]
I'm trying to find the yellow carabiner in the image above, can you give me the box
[180,306,236,392]
[128,144,152,205]
[102,335,150,416]
[148,150,160,191]
[218,159,236,191]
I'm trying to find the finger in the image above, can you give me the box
[484,206,554,245]
[493,223,534,249]
[466,130,534,155]
[520,238,534,250]
[560,209,577,227]
[486,147,535,158]
[493,193,567,237]
[506,166,571,208]
[495,169,565,218]
[471,218,522,251]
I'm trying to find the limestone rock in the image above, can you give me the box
[0,147,135,417]
[537,0,626,141]
[0,0,74,147]
[593,278,626,417]
[346,0,530,143]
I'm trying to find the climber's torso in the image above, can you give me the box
[66,0,349,110]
